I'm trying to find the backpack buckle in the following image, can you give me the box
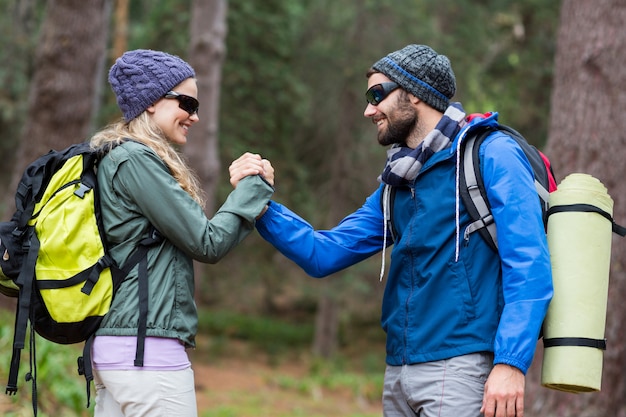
[74,183,92,199]
[77,356,85,376]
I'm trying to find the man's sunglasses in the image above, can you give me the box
[365,82,399,105]
[164,91,199,115]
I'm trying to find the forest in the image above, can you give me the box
[1,0,625,416]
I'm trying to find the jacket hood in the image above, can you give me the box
[449,111,500,155]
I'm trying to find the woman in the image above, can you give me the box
[89,49,273,417]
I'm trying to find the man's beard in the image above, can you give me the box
[378,101,418,147]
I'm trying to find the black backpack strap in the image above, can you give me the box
[543,337,607,350]
[134,253,149,367]
[7,318,24,395]
[6,231,38,396]
[75,228,163,406]
[26,323,38,416]
[14,182,31,225]
[6,232,41,416]
[80,255,116,296]
[77,335,96,408]
[120,229,163,367]
[614,222,626,237]
[547,203,626,237]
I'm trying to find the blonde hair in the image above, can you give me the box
[90,113,206,206]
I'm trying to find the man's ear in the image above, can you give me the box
[408,93,421,105]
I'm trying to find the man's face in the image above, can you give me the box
[364,73,417,147]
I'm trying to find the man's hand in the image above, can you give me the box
[229,152,274,187]
[481,364,525,417]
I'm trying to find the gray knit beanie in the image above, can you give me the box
[371,44,456,112]
[109,49,195,121]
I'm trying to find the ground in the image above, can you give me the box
[193,355,383,417]
[0,344,383,417]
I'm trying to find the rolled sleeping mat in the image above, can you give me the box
[541,173,613,393]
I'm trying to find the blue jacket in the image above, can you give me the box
[256,113,553,374]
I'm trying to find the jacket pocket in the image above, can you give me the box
[446,259,477,324]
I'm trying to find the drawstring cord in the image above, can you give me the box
[380,184,392,282]
[454,125,471,262]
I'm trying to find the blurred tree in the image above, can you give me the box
[309,1,370,357]
[111,0,129,61]
[125,0,190,55]
[0,0,44,216]
[524,1,626,415]
[205,0,310,308]
[423,0,560,148]
[185,0,227,215]
[186,0,228,300]
[2,0,112,217]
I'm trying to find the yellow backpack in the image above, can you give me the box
[0,142,160,413]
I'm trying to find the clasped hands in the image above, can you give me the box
[229,152,274,188]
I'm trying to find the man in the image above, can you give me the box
[232,44,553,417]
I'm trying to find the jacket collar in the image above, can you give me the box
[449,111,500,155]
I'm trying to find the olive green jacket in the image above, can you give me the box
[95,141,273,347]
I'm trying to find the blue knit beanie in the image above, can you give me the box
[109,49,196,121]
[372,45,456,112]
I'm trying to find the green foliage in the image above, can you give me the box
[0,310,90,417]
[127,0,191,55]
[423,0,561,148]
[0,0,46,189]
[219,1,311,210]
[0,0,562,358]
[197,309,313,358]
[272,363,383,404]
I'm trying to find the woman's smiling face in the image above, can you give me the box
[147,77,199,145]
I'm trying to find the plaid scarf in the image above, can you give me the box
[379,103,467,186]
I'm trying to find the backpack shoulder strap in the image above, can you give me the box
[459,127,499,252]
[6,228,39,396]
[461,123,557,252]
[459,124,554,252]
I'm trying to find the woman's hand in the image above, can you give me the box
[229,152,274,188]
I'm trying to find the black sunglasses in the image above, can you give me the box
[164,91,199,115]
[365,82,400,105]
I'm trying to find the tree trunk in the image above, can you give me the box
[525,1,626,415]
[3,0,111,216]
[311,2,368,359]
[312,292,339,357]
[311,90,356,357]
[186,0,227,215]
[186,0,228,302]
[111,0,129,62]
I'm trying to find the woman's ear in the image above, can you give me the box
[146,104,157,114]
